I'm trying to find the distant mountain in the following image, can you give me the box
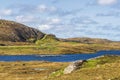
[0,19,45,42]
[60,37,112,44]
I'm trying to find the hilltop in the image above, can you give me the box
[0,19,45,42]
[60,37,112,44]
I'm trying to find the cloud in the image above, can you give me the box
[38,24,52,30]
[36,18,61,31]
[50,9,82,17]
[0,9,12,16]
[1,4,54,18]
[70,17,98,25]
[99,25,120,32]
[49,18,61,24]
[9,4,57,16]
[51,0,60,4]
[15,15,37,23]
[96,11,120,17]
[36,4,56,12]
[37,5,47,12]
[38,17,61,25]
[98,0,117,5]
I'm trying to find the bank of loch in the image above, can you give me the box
[0,50,120,62]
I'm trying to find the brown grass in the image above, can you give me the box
[0,61,69,80]
[0,41,120,55]
[0,56,120,80]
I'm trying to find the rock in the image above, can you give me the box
[0,44,6,46]
[63,60,86,74]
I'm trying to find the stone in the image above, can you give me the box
[63,60,86,74]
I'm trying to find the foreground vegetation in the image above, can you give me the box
[48,55,120,80]
[0,55,120,80]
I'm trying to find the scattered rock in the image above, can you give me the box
[63,60,86,74]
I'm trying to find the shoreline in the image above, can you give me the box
[0,50,119,62]
[0,49,120,55]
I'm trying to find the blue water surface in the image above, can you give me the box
[0,50,120,62]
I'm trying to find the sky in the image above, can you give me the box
[0,0,120,41]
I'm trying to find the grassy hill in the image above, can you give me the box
[60,37,112,44]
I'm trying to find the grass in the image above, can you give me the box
[0,35,120,55]
[49,69,64,78]
[0,41,120,55]
[0,56,119,80]
[0,61,69,80]
[48,56,120,80]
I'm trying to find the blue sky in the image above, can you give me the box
[0,0,120,41]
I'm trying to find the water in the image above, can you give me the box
[0,50,120,62]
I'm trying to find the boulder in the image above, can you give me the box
[63,60,86,74]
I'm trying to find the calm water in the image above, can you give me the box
[0,50,120,62]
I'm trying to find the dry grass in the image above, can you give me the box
[0,41,120,55]
[0,56,120,80]
[0,61,69,80]
[48,56,120,80]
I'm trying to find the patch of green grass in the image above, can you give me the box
[83,55,120,68]
[82,59,100,68]
[96,55,120,64]
[49,69,64,78]
[111,76,120,80]
[35,34,58,45]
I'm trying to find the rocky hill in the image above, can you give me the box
[0,19,45,42]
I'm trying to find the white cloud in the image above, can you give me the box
[38,24,52,30]
[98,0,117,5]
[37,4,57,12]
[50,6,57,11]
[50,18,61,24]
[15,15,35,23]
[0,9,12,16]
[36,18,61,31]
[37,5,47,12]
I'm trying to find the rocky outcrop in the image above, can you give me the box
[63,60,86,74]
[0,19,45,42]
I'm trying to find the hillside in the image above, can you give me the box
[0,19,45,42]
[60,37,112,44]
